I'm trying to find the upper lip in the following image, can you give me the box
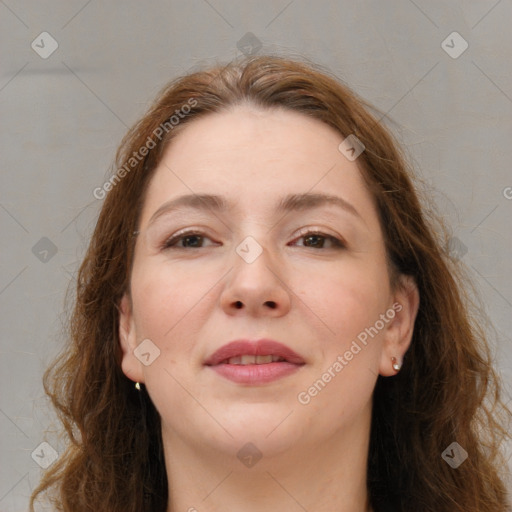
[204,339,305,366]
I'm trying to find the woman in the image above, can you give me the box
[30,55,511,512]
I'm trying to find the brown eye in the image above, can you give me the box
[303,233,326,248]
[161,231,217,250]
[291,230,346,250]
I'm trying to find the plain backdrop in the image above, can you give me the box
[1,1,511,510]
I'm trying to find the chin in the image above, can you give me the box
[216,429,301,466]
[214,407,303,450]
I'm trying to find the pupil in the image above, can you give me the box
[184,235,201,247]
[305,234,323,248]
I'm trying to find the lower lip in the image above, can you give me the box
[207,362,303,384]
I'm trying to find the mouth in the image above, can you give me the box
[219,354,288,365]
[204,339,305,385]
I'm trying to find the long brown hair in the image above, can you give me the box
[30,55,511,512]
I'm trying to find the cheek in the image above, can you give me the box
[128,267,203,370]
[131,261,213,334]
[293,266,386,432]
[129,264,215,415]
[292,259,390,350]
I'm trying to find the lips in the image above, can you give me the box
[204,339,305,385]
[204,339,305,366]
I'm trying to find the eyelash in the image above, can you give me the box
[160,228,346,250]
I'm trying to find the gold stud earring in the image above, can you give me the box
[391,357,402,372]
[135,382,141,391]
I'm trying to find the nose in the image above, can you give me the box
[220,243,292,318]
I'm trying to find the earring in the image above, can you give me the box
[391,357,402,372]
[135,382,141,391]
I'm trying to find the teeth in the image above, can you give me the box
[256,355,272,364]
[226,355,285,365]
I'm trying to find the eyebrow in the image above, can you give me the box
[148,192,363,226]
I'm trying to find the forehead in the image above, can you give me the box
[139,105,379,228]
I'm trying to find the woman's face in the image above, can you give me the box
[119,104,418,459]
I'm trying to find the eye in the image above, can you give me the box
[160,228,346,251]
[161,230,217,250]
[290,229,346,250]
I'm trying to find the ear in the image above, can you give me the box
[379,275,420,376]
[118,293,145,384]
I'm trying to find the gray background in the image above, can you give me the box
[1,1,511,510]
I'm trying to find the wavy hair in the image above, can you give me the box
[30,55,511,512]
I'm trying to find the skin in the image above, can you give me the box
[119,104,420,512]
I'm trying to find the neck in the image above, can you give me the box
[163,407,373,512]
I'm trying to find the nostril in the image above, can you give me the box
[232,300,277,309]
